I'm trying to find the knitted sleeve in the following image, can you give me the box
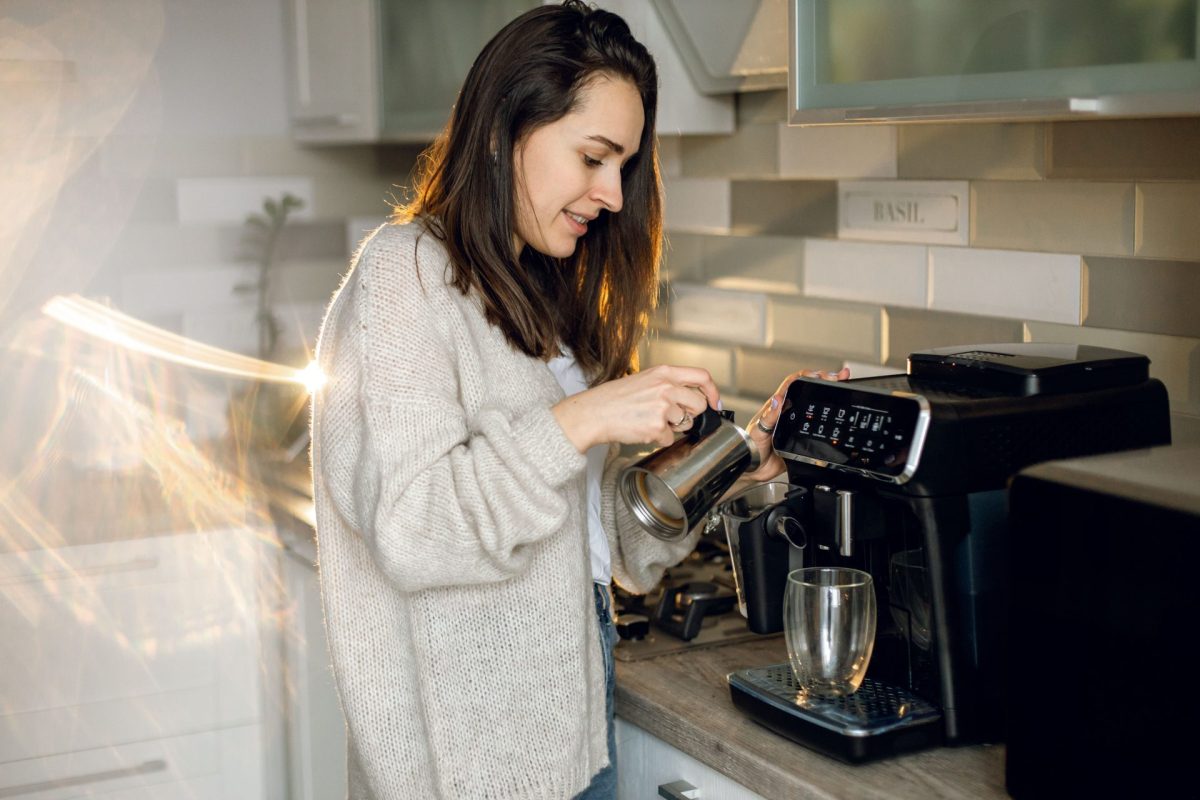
[314,226,587,592]
[598,447,699,595]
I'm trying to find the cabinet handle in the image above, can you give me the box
[292,113,361,128]
[659,779,702,800]
[0,758,167,798]
[0,556,159,586]
[291,0,311,105]
[841,96,1100,122]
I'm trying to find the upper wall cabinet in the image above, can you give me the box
[285,0,537,143]
[650,0,788,94]
[789,0,1200,125]
[584,0,735,135]
[286,0,734,144]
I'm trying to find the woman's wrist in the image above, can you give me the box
[552,396,600,453]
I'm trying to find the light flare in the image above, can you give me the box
[42,294,320,388]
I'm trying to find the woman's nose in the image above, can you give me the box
[592,167,623,213]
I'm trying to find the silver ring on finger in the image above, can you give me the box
[755,417,775,434]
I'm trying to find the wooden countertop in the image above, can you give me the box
[615,636,1009,799]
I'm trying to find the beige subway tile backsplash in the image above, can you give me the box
[666,284,768,345]
[657,102,1198,437]
[183,304,260,358]
[680,124,780,179]
[662,231,706,283]
[768,296,882,363]
[700,233,802,293]
[657,135,683,178]
[886,308,1025,369]
[1025,322,1200,416]
[839,180,969,246]
[311,174,402,218]
[108,222,250,268]
[100,136,240,179]
[929,247,1082,324]
[238,136,385,178]
[1171,413,1200,447]
[971,181,1135,256]
[778,124,897,180]
[121,261,255,319]
[646,336,735,388]
[1083,257,1200,339]
[731,180,837,236]
[1136,183,1200,261]
[803,239,927,308]
[897,123,1045,180]
[736,347,844,397]
[175,176,315,224]
[1048,119,1200,181]
[736,89,788,126]
[662,176,732,232]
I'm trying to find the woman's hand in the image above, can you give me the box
[552,364,720,452]
[740,366,851,483]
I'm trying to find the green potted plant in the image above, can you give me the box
[227,192,311,454]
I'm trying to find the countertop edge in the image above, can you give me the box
[613,637,1010,800]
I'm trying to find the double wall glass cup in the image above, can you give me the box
[783,567,876,698]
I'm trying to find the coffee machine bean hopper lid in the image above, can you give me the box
[907,343,1150,396]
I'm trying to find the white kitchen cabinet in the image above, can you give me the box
[0,727,263,800]
[284,0,379,143]
[788,0,1200,124]
[284,0,538,143]
[285,0,734,144]
[577,0,735,136]
[0,529,274,799]
[279,531,347,800]
[616,717,767,800]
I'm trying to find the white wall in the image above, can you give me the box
[2,0,412,358]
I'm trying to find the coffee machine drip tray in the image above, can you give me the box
[728,665,943,764]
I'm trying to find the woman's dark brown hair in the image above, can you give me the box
[395,0,660,384]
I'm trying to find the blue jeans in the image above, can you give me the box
[574,582,617,799]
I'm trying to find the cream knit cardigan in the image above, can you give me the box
[311,221,699,799]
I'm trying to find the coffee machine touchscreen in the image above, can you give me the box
[774,378,930,482]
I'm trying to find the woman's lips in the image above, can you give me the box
[563,210,588,235]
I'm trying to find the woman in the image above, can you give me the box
[311,3,845,797]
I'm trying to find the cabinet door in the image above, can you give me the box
[616,718,767,800]
[377,0,538,142]
[0,726,264,800]
[0,531,270,797]
[281,543,347,800]
[286,0,379,142]
[589,0,734,136]
[789,0,1200,124]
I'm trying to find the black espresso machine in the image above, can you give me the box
[725,343,1171,763]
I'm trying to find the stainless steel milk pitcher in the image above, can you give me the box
[619,408,761,541]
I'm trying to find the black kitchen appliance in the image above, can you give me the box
[652,580,737,641]
[726,343,1171,763]
[1004,444,1200,798]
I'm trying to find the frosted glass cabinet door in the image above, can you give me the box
[789,0,1200,123]
[378,0,539,141]
[286,0,380,142]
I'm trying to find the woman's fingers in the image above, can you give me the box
[653,364,721,410]
[612,364,720,444]
[749,366,851,436]
[664,384,709,420]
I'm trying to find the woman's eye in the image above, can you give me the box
[583,154,603,168]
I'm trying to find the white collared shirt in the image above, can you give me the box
[547,350,611,585]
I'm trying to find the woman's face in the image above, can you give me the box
[512,75,645,258]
